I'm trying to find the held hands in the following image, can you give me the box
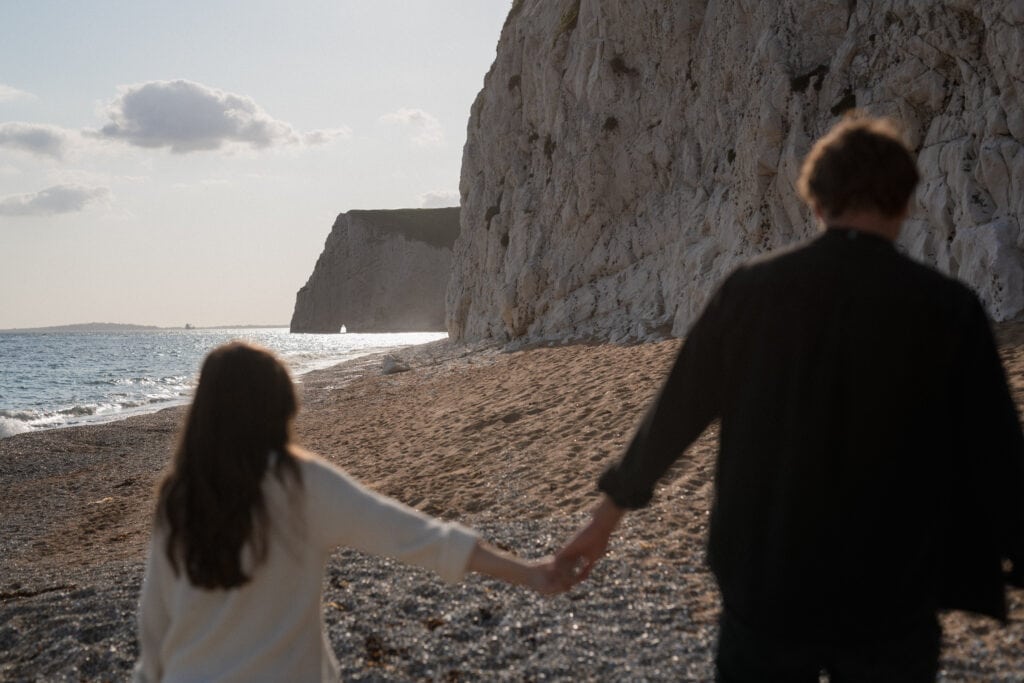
[468,542,575,596]
[519,496,627,594]
[554,496,626,587]
[468,496,625,596]
[522,557,575,596]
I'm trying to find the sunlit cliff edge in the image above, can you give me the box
[446,0,1024,344]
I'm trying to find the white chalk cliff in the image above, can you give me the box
[446,0,1024,344]
[291,208,459,333]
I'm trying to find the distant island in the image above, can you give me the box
[0,323,288,334]
[198,324,289,330]
[0,322,163,334]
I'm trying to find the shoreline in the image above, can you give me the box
[0,332,448,439]
[2,329,1023,680]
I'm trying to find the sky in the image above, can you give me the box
[0,0,512,329]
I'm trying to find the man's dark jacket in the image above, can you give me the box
[600,228,1024,642]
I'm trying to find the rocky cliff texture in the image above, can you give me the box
[291,208,459,333]
[447,0,1024,343]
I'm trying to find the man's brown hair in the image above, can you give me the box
[797,113,919,219]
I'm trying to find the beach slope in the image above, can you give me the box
[2,328,1023,680]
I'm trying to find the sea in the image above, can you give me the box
[0,328,447,438]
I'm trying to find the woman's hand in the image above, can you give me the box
[466,543,572,596]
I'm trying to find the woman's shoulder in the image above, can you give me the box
[286,448,359,494]
[282,449,391,537]
[289,447,339,474]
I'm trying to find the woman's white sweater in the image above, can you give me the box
[133,455,479,682]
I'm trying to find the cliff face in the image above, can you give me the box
[447,0,1024,344]
[291,208,459,333]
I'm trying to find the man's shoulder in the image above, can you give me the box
[879,245,983,315]
[895,250,975,293]
[737,232,976,297]
[732,231,839,275]
[713,233,988,333]
[721,235,827,288]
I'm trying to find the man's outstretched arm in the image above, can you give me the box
[556,276,734,582]
[555,355,715,582]
[594,275,730,510]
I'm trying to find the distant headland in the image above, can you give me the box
[291,207,459,334]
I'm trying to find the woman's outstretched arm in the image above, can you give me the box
[466,540,570,596]
[301,455,569,594]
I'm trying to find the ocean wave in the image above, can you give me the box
[0,417,30,439]
[103,376,188,387]
[104,376,188,387]
[0,396,188,434]
[58,405,98,417]
[0,409,40,421]
[3,329,444,435]
[103,378,141,386]
[62,402,136,417]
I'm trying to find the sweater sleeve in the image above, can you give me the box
[303,458,479,584]
[133,532,171,683]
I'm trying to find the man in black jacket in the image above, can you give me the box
[557,115,1024,681]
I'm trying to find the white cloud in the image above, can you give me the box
[418,190,459,208]
[380,108,444,147]
[0,83,35,103]
[171,178,233,190]
[94,79,340,153]
[0,184,109,217]
[0,123,74,159]
[50,169,145,186]
[303,127,352,145]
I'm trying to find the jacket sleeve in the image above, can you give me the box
[133,533,171,683]
[598,275,730,509]
[958,299,1024,580]
[303,458,479,584]
[938,296,1024,618]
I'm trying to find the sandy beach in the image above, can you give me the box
[2,326,1024,681]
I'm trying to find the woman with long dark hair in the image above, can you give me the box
[134,342,562,682]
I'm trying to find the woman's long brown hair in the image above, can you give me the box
[157,342,302,589]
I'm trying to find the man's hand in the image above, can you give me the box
[1005,556,1024,589]
[522,557,574,596]
[555,496,626,584]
